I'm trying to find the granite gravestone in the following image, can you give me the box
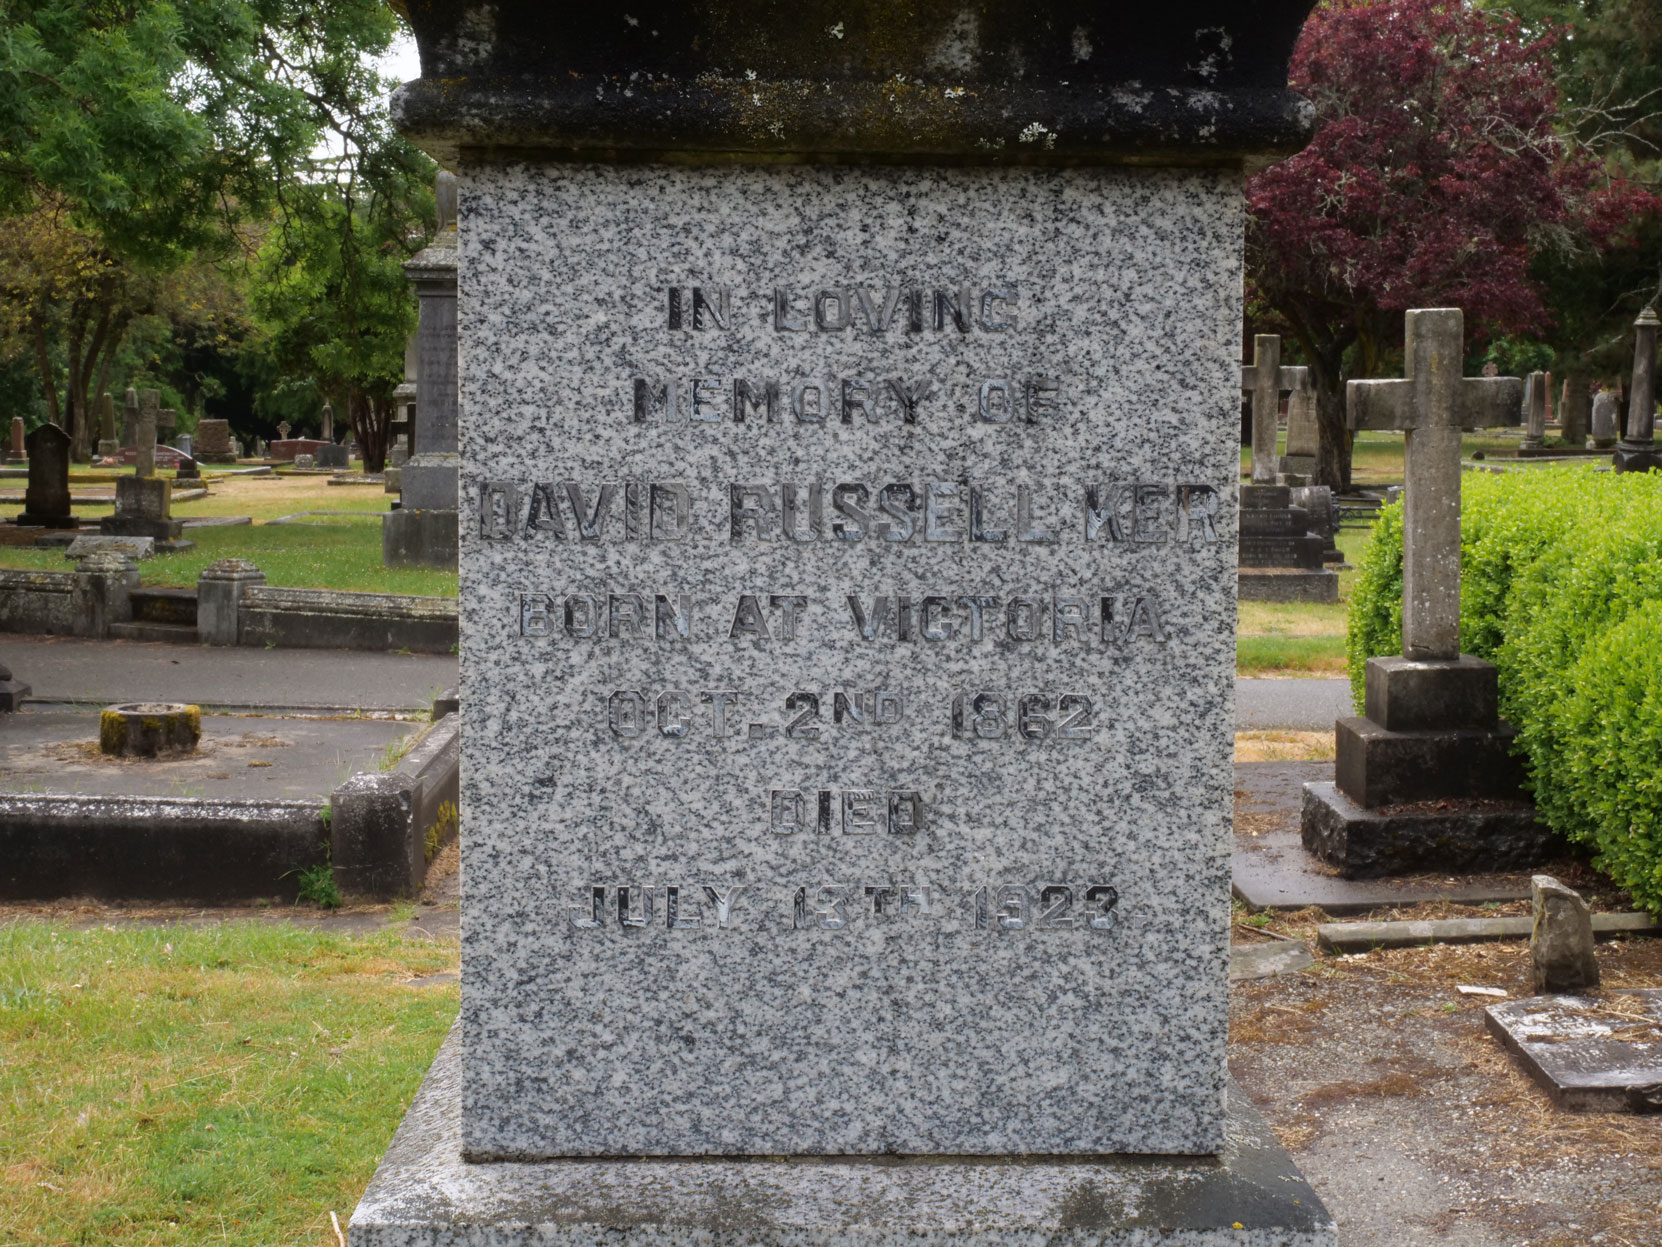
[5,416,23,464]
[354,5,1334,1245]
[16,423,74,528]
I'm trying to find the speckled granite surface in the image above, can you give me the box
[352,1030,1337,1246]
[457,163,1242,1158]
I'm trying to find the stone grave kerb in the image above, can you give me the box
[1613,305,1659,474]
[1239,334,1305,485]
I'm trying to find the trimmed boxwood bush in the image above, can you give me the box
[1348,467,1662,913]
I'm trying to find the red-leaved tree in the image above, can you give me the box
[1247,0,1652,488]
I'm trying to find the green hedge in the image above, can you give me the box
[1348,467,1662,913]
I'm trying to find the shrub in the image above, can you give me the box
[1348,467,1662,913]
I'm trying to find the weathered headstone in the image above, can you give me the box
[1560,375,1589,448]
[1591,389,1620,448]
[1241,335,1304,485]
[101,389,187,549]
[1531,875,1599,993]
[353,5,1334,1246]
[1521,369,1548,451]
[173,434,193,460]
[156,407,177,440]
[1303,308,1556,876]
[1279,373,1319,482]
[293,453,316,470]
[120,388,139,448]
[1613,305,1659,474]
[134,390,159,478]
[383,170,460,569]
[15,423,74,528]
[96,392,118,458]
[1237,337,1335,602]
[315,443,349,469]
[195,418,237,463]
[320,402,334,442]
[5,416,23,464]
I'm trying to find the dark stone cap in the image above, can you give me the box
[390,1,1319,168]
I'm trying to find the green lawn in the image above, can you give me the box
[0,469,457,597]
[0,921,457,1245]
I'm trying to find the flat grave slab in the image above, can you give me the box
[1230,940,1316,981]
[1485,991,1662,1112]
[0,708,413,801]
[65,534,154,560]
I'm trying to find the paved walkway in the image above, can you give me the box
[1235,676,1351,731]
[0,635,457,713]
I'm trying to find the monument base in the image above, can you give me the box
[1238,569,1339,603]
[383,507,458,570]
[352,1035,1337,1247]
[1611,442,1662,474]
[1300,781,1562,879]
[14,511,78,529]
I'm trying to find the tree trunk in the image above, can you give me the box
[32,321,60,428]
[65,313,88,459]
[349,390,390,474]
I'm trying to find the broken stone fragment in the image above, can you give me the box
[1531,874,1600,993]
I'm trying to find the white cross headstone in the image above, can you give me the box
[1240,334,1307,484]
[1347,309,1523,661]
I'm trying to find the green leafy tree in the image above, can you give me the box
[250,172,431,472]
[0,0,412,457]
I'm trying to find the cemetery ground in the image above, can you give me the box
[0,468,456,599]
[3,798,1660,1245]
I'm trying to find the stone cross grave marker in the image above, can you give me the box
[134,390,159,478]
[1348,309,1523,660]
[276,420,291,441]
[1240,334,1305,484]
[121,388,139,449]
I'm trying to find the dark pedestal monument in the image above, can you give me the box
[195,418,238,463]
[384,172,460,569]
[351,5,1335,1247]
[15,423,75,528]
[1612,306,1659,475]
[1303,308,1559,877]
